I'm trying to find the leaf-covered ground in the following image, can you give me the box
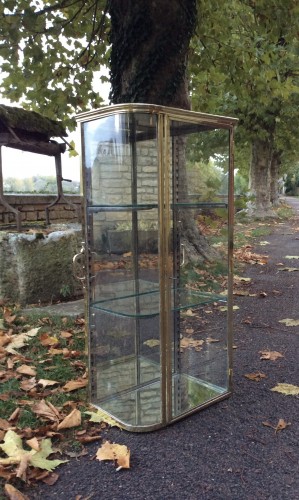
[1,198,299,499]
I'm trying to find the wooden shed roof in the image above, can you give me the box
[0,104,67,138]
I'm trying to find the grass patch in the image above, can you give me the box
[0,309,87,431]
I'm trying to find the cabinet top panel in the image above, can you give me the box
[76,103,238,128]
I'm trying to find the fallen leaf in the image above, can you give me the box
[42,472,59,485]
[85,410,123,429]
[262,418,291,433]
[26,437,40,452]
[5,328,40,354]
[57,409,81,430]
[38,379,59,388]
[96,441,130,469]
[259,292,267,298]
[234,276,251,282]
[39,333,59,347]
[4,483,29,500]
[185,328,194,335]
[219,305,239,311]
[206,337,220,343]
[20,377,37,392]
[180,338,204,351]
[0,418,11,430]
[271,383,299,396]
[63,378,88,392]
[259,351,284,361]
[30,438,68,471]
[278,318,299,326]
[8,408,20,422]
[60,331,73,339]
[143,339,160,348]
[32,400,60,422]
[0,333,12,347]
[279,267,299,272]
[185,309,195,316]
[16,365,37,377]
[0,466,15,481]
[244,372,267,382]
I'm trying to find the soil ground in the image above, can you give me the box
[22,198,299,500]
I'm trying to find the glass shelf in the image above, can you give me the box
[87,202,228,212]
[91,287,226,318]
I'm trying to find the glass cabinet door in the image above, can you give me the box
[82,112,163,429]
[166,119,232,419]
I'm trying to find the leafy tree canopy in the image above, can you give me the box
[0,0,110,129]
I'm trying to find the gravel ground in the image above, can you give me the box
[22,198,299,500]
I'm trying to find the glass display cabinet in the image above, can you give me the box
[76,104,237,431]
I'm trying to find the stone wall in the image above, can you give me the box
[0,194,82,226]
[0,225,84,305]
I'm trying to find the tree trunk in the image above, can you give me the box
[270,150,282,207]
[248,138,276,218]
[108,0,197,109]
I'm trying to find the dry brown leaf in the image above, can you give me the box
[39,333,59,347]
[259,350,284,361]
[244,372,267,382]
[63,378,88,392]
[32,400,60,422]
[271,383,299,395]
[38,379,59,388]
[48,348,64,355]
[278,318,299,327]
[76,435,101,444]
[20,377,37,392]
[206,337,220,343]
[60,331,73,339]
[5,328,40,354]
[185,328,194,335]
[4,483,29,500]
[26,437,40,452]
[57,409,82,430]
[0,465,15,480]
[0,417,11,430]
[262,418,291,433]
[0,333,12,347]
[16,365,37,377]
[42,472,59,485]
[96,440,130,469]
[8,408,20,422]
[180,338,204,351]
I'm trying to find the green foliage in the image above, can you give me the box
[191,0,299,178]
[0,0,110,129]
[4,175,80,193]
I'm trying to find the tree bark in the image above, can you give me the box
[270,150,282,207]
[108,0,197,109]
[248,138,276,218]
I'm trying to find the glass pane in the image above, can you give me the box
[83,112,162,428]
[169,121,230,417]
